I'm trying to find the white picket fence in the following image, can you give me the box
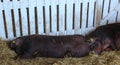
[0,0,120,40]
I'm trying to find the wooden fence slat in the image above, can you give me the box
[117,4,120,22]
[108,0,118,23]
[74,0,81,34]
[20,0,29,36]
[45,0,50,34]
[86,0,96,34]
[88,0,96,27]
[29,0,36,34]
[81,0,88,35]
[100,0,109,25]
[0,3,6,39]
[13,0,21,37]
[95,0,103,26]
[0,11,6,39]
[58,0,66,35]
[3,0,14,38]
[36,0,44,34]
[66,0,74,35]
[51,0,58,35]
[100,5,119,25]
[0,2,3,10]
[118,11,120,22]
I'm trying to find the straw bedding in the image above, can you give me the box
[0,39,120,65]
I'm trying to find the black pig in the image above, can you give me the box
[8,35,90,59]
[86,23,120,54]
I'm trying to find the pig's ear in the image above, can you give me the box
[102,38,111,50]
[15,38,23,47]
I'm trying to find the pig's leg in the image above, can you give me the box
[70,46,89,57]
[103,38,116,50]
[19,52,34,59]
[19,48,37,59]
[13,55,19,60]
[110,41,116,50]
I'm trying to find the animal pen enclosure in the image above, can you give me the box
[0,0,120,40]
[0,0,120,65]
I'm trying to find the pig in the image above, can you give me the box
[85,23,120,54]
[8,34,90,59]
[113,32,120,50]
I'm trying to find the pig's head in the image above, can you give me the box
[86,37,111,55]
[86,37,102,54]
[8,37,24,55]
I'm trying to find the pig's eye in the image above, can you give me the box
[12,41,16,44]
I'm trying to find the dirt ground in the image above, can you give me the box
[0,39,120,65]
